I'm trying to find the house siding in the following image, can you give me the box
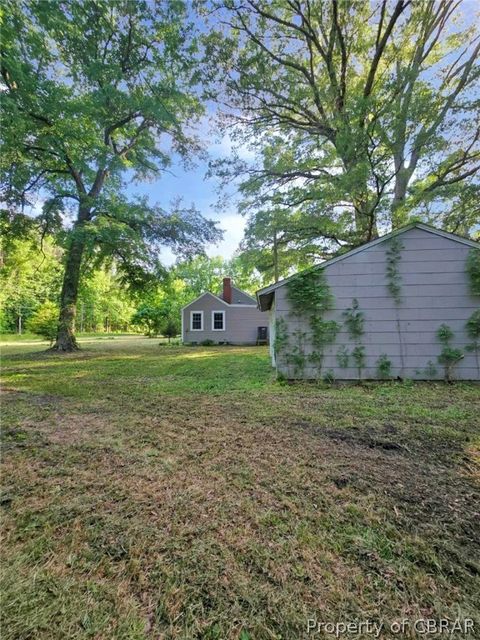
[182,293,267,344]
[272,227,479,380]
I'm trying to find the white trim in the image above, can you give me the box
[181,306,184,342]
[190,310,204,331]
[211,309,226,331]
[256,222,480,308]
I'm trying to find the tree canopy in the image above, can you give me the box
[207,0,480,254]
[1,0,221,350]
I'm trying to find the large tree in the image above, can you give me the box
[1,0,220,351]
[207,0,480,251]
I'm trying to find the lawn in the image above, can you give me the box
[1,336,479,639]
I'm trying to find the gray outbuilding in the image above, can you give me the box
[182,278,268,345]
[257,223,480,381]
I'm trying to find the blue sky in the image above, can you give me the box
[126,120,250,266]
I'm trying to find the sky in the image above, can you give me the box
[125,118,251,267]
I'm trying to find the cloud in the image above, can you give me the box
[206,213,246,259]
[159,212,246,267]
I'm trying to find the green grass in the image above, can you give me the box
[1,335,479,639]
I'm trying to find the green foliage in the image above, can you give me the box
[436,324,463,382]
[424,361,439,378]
[201,339,215,346]
[415,360,438,379]
[274,317,289,359]
[131,296,179,339]
[323,370,335,384]
[210,1,480,246]
[26,302,58,344]
[287,330,307,376]
[286,269,337,376]
[0,225,63,333]
[465,309,480,374]
[342,299,364,339]
[336,346,350,369]
[287,269,333,317]
[238,204,330,285]
[376,354,393,380]
[131,304,164,337]
[310,318,339,349]
[465,249,480,297]
[436,323,454,345]
[352,346,366,380]
[385,238,404,305]
[78,269,135,333]
[465,310,480,342]
[1,0,220,347]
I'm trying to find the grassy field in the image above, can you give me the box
[1,335,479,639]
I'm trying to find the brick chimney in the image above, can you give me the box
[223,277,232,304]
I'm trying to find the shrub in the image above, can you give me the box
[26,302,58,344]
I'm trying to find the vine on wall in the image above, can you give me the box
[436,323,464,382]
[274,317,289,361]
[343,298,366,379]
[466,248,480,296]
[376,353,392,379]
[385,237,404,304]
[385,236,405,376]
[286,269,338,377]
[336,345,349,368]
[465,310,480,375]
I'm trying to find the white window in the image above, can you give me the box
[190,311,203,331]
[211,310,225,331]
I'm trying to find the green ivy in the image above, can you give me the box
[342,298,364,339]
[466,248,480,297]
[336,345,349,368]
[274,317,289,359]
[465,309,480,375]
[376,353,392,379]
[286,268,337,377]
[415,360,438,379]
[323,370,335,384]
[287,269,333,316]
[352,345,366,379]
[287,329,308,375]
[436,323,464,382]
[385,237,404,304]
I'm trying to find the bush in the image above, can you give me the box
[26,302,58,344]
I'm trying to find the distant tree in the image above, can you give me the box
[158,300,181,342]
[131,300,165,337]
[0,212,63,333]
[27,302,59,344]
[1,0,220,351]
[173,255,227,300]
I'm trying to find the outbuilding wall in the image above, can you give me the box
[273,227,479,380]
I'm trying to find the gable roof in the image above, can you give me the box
[220,285,256,304]
[181,289,257,311]
[256,222,479,311]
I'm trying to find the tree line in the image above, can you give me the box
[1,0,478,349]
[0,212,260,340]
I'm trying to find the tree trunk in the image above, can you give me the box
[273,231,279,282]
[51,217,87,352]
[391,169,410,228]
